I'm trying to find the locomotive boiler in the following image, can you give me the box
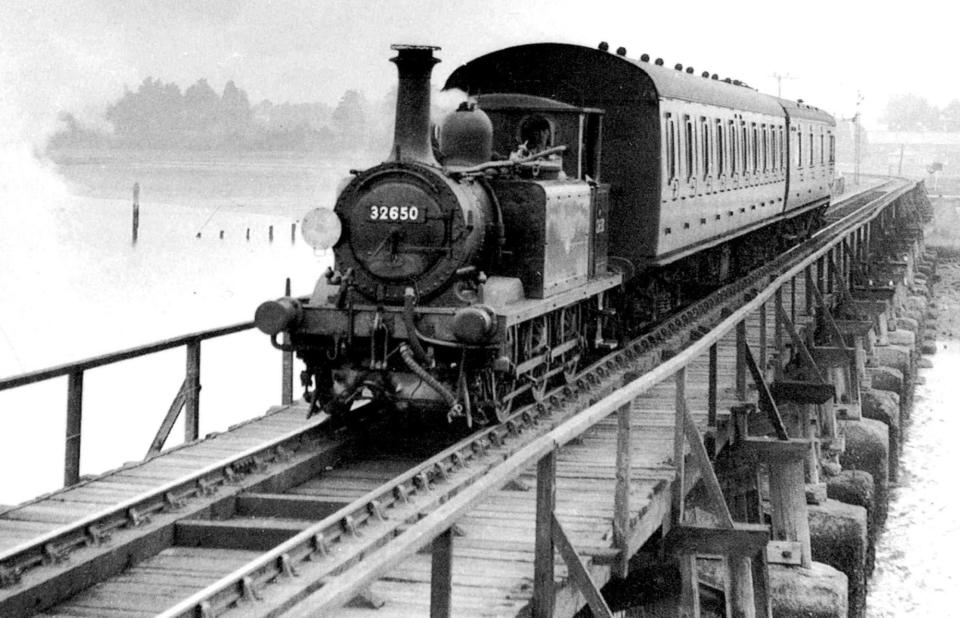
[255,42,835,427]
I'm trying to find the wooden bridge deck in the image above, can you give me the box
[5,303,806,617]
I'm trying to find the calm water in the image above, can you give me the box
[0,149,343,504]
[866,341,960,616]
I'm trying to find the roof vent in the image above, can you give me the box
[674,63,683,71]
[686,67,694,74]
[640,53,650,62]
[711,74,719,80]
[616,46,627,56]
[701,71,710,78]
[655,58,664,66]
[598,41,609,51]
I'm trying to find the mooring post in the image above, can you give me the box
[430,527,453,618]
[533,450,556,618]
[282,278,294,405]
[269,225,274,242]
[291,222,297,244]
[64,371,84,486]
[185,340,201,442]
[131,182,140,245]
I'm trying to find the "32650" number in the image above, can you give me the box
[369,205,421,222]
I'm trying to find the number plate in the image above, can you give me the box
[368,204,424,223]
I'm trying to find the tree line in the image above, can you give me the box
[882,94,960,132]
[50,77,394,152]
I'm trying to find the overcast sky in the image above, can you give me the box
[2,0,958,146]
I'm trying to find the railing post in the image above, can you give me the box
[282,277,294,405]
[185,340,201,442]
[672,368,687,526]
[774,288,784,381]
[533,450,556,618]
[613,389,632,578]
[430,527,453,618]
[708,344,718,429]
[758,301,767,378]
[64,371,84,486]
[736,321,747,400]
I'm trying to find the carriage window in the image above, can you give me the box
[779,127,787,171]
[684,115,694,181]
[730,120,738,175]
[751,123,759,173]
[741,121,748,175]
[701,117,710,180]
[820,131,825,164]
[716,119,725,177]
[666,113,677,182]
[829,132,835,163]
[796,126,802,169]
[808,130,814,166]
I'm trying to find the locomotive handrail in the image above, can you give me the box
[0,319,295,487]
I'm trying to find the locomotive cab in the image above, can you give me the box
[473,93,604,182]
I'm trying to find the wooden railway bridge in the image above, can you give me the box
[0,178,930,617]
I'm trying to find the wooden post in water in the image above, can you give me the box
[269,225,274,242]
[291,222,297,244]
[131,182,140,244]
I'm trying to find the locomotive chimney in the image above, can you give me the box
[388,44,440,165]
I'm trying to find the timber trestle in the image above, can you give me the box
[0,179,931,616]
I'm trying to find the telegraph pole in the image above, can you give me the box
[770,72,795,98]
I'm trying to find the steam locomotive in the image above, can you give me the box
[255,43,835,426]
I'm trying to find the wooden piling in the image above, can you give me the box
[131,182,140,244]
[269,225,274,242]
[291,222,297,244]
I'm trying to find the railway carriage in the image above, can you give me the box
[256,42,836,427]
[446,43,835,315]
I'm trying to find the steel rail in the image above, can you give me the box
[155,178,916,616]
[0,412,326,574]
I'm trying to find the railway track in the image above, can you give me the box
[0,178,914,617]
